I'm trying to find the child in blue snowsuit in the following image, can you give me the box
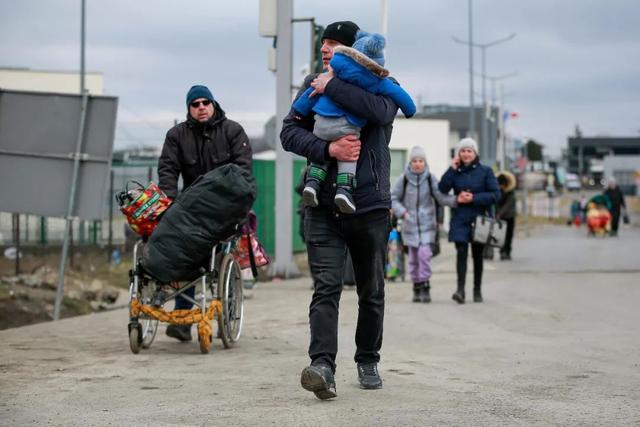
[292,31,416,214]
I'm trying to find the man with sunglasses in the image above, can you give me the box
[281,21,403,399]
[158,84,252,342]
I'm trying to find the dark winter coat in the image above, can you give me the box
[281,74,400,214]
[603,186,626,215]
[158,102,252,199]
[438,159,501,243]
[391,164,456,247]
[497,190,516,220]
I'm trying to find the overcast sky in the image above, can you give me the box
[1,0,639,156]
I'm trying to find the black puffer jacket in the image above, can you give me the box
[280,74,400,214]
[158,102,252,199]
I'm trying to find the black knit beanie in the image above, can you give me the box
[321,21,360,47]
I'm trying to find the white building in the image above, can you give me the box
[0,67,103,94]
[388,117,451,183]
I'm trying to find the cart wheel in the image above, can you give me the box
[217,254,244,349]
[128,323,142,354]
[138,284,159,349]
[129,278,159,350]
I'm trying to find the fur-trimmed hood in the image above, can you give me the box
[334,46,389,78]
[496,170,517,192]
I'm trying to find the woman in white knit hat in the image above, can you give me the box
[391,146,457,302]
[438,138,500,303]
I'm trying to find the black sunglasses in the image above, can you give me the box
[190,100,212,108]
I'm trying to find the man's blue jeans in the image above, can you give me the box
[304,207,390,373]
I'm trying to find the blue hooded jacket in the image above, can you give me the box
[438,159,501,243]
[292,46,416,127]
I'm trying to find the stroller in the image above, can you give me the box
[585,194,612,237]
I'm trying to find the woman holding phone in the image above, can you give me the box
[438,138,500,304]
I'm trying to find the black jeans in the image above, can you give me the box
[455,242,485,294]
[501,217,515,256]
[304,207,390,373]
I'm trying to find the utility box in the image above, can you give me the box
[258,0,277,37]
[267,46,277,72]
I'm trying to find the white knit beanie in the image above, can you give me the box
[409,145,426,161]
[456,137,478,155]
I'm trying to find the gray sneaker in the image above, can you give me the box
[300,364,337,400]
[334,187,356,214]
[357,362,383,389]
[302,181,320,207]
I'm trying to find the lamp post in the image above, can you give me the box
[453,32,516,162]
[486,71,517,168]
[450,0,476,138]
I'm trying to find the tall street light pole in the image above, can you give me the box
[453,32,516,162]
[467,0,474,139]
[486,71,518,168]
[380,0,388,36]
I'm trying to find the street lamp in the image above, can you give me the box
[453,32,516,163]
[486,71,518,168]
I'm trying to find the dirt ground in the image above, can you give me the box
[0,248,130,329]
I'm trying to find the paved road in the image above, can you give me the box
[1,225,639,425]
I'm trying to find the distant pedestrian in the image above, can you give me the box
[496,171,517,260]
[603,178,627,236]
[391,146,456,303]
[438,138,500,304]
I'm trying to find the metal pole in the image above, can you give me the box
[498,83,505,169]
[80,0,85,94]
[501,83,509,170]
[380,0,389,36]
[309,19,315,75]
[271,0,299,278]
[108,169,114,263]
[53,90,89,320]
[40,217,47,245]
[468,0,475,138]
[14,214,20,276]
[523,142,529,237]
[453,30,516,143]
[485,72,517,167]
[480,46,487,161]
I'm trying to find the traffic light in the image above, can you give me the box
[312,24,324,74]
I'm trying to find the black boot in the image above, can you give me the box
[473,286,483,303]
[420,281,431,303]
[412,282,423,303]
[452,285,465,304]
[166,324,192,341]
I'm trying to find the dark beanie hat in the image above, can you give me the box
[186,85,214,107]
[322,21,359,47]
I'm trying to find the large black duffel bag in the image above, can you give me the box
[141,164,256,283]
